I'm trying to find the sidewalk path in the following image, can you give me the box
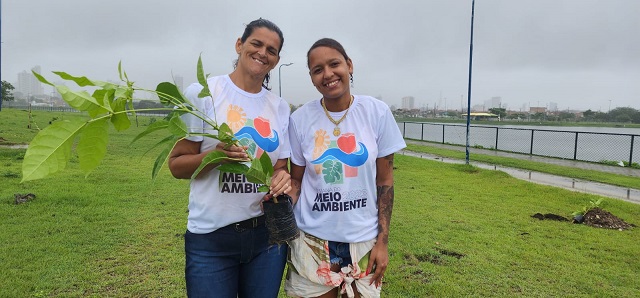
[403,140,640,204]
[405,140,640,178]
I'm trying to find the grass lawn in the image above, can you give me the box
[1,109,639,297]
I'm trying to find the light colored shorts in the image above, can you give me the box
[284,230,381,298]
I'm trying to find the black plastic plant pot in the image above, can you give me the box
[263,194,299,244]
[573,214,585,223]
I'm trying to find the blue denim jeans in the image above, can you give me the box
[184,224,287,298]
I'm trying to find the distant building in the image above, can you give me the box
[402,96,415,109]
[17,66,44,97]
[484,96,502,109]
[174,75,184,91]
[530,106,547,114]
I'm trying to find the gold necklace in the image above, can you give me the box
[321,95,354,136]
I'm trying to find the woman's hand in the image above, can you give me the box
[214,142,249,162]
[366,240,389,288]
[267,160,292,197]
[268,168,291,197]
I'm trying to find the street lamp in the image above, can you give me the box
[278,62,293,97]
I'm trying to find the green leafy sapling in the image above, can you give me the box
[22,56,279,199]
[571,198,604,223]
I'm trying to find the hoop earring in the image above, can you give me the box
[350,74,354,88]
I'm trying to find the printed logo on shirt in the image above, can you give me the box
[220,105,279,193]
[309,130,369,213]
[309,130,368,184]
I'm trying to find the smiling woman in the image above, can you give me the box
[166,18,293,298]
[285,38,407,298]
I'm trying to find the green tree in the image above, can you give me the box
[532,112,545,121]
[488,107,507,119]
[1,80,16,111]
[558,111,576,121]
[609,107,639,123]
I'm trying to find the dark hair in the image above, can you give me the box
[306,38,350,68]
[234,18,284,90]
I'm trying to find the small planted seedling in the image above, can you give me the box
[571,198,604,223]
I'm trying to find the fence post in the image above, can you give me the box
[495,127,499,150]
[421,123,424,141]
[402,122,406,138]
[630,135,635,166]
[529,130,535,155]
[573,132,579,160]
[442,124,445,144]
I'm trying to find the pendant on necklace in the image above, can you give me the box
[333,126,341,136]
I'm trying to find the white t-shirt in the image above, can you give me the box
[181,75,291,234]
[289,95,406,242]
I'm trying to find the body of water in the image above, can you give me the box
[399,122,640,164]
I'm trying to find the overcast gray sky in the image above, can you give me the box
[2,0,639,112]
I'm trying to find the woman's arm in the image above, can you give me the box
[167,139,248,179]
[367,153,395,287]
[288,163,305,205]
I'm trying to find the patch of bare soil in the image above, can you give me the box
[583,208,634,230]
[14,193,36,204]
[532,209,634,230]
[531,213,569,221]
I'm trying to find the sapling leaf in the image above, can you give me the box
[152,145,173,180]
[92,89,113,111]
[118,61,124,81]
[196,55,211,98]
[264,172,272,192]
[77,118,109,177]
[55,85,112,116]
[245,167,267,186]
[32,71,54,86]
[21,119,87,182]
[259,153,274,177]
[218,162,250,174]
[250,154,263,174]
[114,87,129,100]
[168,114,188,137]
[53,71,96,87]
[258,185,270,192]
[191,151,228,179]
[142,135,179,158]
[110,98,131,131]
[217,123,235,145]
[131,120,170,144]
[156,82,187,106]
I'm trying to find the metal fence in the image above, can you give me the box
[3,105,81,113]
[2,105,170,116]
[399,122,639,165]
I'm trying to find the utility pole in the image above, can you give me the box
[464,0,475,164]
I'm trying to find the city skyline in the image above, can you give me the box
[2,1,638,112]
[5,63,632,114]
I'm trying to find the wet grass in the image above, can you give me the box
[1,109,639,297]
